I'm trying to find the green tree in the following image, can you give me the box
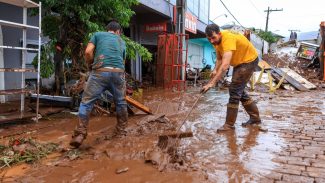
[31,0,152,94]
[256,30,278,43]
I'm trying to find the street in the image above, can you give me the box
[1,88,325,182]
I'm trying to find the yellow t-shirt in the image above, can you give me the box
[214,30,258,67]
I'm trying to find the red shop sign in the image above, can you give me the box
[144,22,167,32]
[185,12,197,34]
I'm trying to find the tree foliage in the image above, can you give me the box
[31,42,55,78]
[256,30,278,43]
[31,0,152,79]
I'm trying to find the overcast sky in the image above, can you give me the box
[209,0,325,37]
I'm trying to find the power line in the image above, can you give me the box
[219,0,245,28]
[247,0,265,18]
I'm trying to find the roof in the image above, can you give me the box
[297,31,319,41]
[0,0,39,8]
[300,41,319,48]
[220,24,235,30]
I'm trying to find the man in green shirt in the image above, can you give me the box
[70,20,128,148]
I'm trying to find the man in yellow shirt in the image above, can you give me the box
[201,24,261,132]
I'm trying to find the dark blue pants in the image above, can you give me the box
[75,70,128,136]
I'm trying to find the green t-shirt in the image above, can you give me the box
[90,32,126,70]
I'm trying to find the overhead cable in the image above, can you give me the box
[219,0,245,28]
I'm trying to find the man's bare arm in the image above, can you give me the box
[210,54,222,77]
[209,51,232,85]
[85,43,95,65]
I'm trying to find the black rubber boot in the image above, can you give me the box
[241,100,261,127]
[217,104,238,133]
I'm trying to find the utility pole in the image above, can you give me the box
[176,0,186,34]
[264,7,283,32]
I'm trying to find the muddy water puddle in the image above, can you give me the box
[1,88,325,182]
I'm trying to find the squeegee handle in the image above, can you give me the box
[176,93,203,132]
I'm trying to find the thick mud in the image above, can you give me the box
[1,88,325,182]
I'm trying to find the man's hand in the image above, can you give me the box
[200,83,214,94]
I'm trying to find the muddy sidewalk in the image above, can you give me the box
[1,88,325,182]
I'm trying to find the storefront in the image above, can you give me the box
[128,0,212,84]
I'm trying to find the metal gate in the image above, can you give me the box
[156,33,189,91]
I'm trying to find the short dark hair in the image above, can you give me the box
[205,24,220,37]
[106,20,121,32]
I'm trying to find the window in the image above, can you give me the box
[199,0,209,24]
[20,39,39,65]
[187,0,199,17]
[193,0,199,16]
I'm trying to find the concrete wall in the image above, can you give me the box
[0,3,40,100]
[250,33,269,58]
[140,0,174,19]
[203,43,216,67]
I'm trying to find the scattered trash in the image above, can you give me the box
[0,138,58,169]
[258,126,269,132]
[70,112,79,116]
[64,149,81,161]
[31,114,42,122]
[115,167,129,174]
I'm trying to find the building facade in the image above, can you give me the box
[129,0,213,82]
[0,0,214,99]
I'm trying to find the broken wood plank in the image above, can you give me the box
[271,70,289,84]
[277,39,296,48]
[271,68,308,91]
[258,60,271,70]
[0,113,36,124]
[0,89,31,95]
[125,96,152,114]
[279,68,317,90]
[0,68,36,72]
[159,131,193,139]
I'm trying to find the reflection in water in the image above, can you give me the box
[224,127,259,182]
[187,89,283,182]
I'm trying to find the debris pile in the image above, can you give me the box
[0,138,58,168]
[144,146,196,172]
[257,43,324,91]
[131,114,175,136]
[263,53,321,83]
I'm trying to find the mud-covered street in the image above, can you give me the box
[0,88,324,183]
[1,0,325,182]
